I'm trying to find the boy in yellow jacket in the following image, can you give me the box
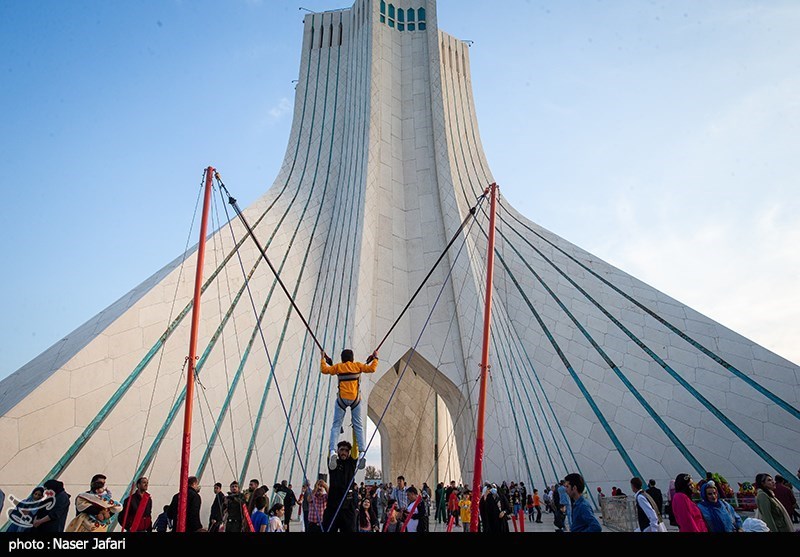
[459,491,471,532]
[321,349,378,470]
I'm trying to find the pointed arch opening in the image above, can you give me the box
[366,350,470,488]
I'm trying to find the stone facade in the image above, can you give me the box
[1,0,799,526]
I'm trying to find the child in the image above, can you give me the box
[459,491,471,532]
[384,500,400,532]
[153,505,172,532]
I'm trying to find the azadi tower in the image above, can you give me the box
[1,0,798,520]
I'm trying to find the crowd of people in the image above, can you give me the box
[4,461,798,533]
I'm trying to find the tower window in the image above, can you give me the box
[310,26,315,52]
[320,25,324,48]
[329,23,333,47]
[339,21,343,45]
[418,7,426,30]
[380,0,386,23]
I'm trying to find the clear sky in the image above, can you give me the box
[2,0,798,386]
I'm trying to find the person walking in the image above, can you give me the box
[532,489,542,523]
[631,477,663,532]
[279,482,297,532]
[563,473,601,532]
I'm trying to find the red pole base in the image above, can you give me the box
[518,509,525,532]
[446,514,455,532]
[511,513,518,532]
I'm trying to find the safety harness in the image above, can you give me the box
[336,372,363,410]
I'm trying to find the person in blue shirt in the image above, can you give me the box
[153,505,173,532]
[563,473,601,532]
[251,496,269,533]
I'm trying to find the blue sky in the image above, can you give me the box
[1,0,798,387]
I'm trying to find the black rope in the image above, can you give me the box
[216,175,310,485]
[371,189,489,358]
[216,174,326,354]
[324,201,482,531]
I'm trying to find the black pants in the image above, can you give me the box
[535,505,542,522]
[283,505,294,531]
[307,522,323,533]
[322,508,355,532]
[553,508,565,530]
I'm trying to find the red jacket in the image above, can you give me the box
[447,492,459,512]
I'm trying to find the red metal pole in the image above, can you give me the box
[176,166,215,532]
[470,183,498,532]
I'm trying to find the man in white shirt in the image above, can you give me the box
[405,486,421,532]
[631,477,661,532]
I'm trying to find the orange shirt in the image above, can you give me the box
[320,358,378,400]
[533,494,541,507]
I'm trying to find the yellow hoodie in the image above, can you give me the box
[320,358,378,400]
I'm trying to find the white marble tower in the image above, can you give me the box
[1,0,798,523]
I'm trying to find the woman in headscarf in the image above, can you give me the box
[33,479,71,532]
[66,492,123,533]
[670,473,707,532]
[697,480,742,532]
[6,486,45,532]
[754,473,794,532]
